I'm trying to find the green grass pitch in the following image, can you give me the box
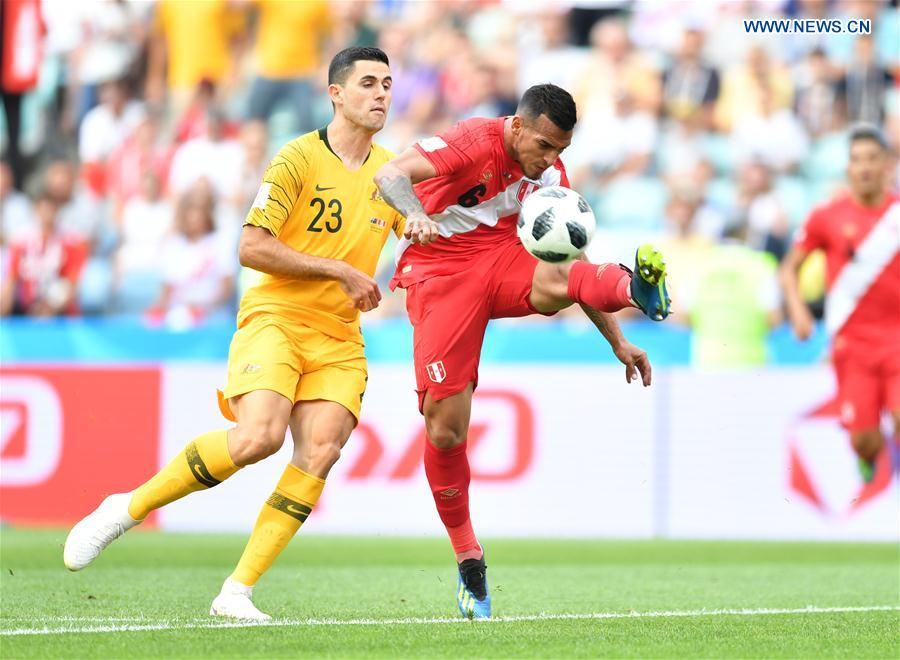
[1,529,898,658]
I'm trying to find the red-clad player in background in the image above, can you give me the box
[781,125,900,483]
[374,84,670,618]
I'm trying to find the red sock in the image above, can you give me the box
[567,261,633,312]
[424,439,482,560]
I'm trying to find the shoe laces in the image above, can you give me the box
[459,558,487,601]
[91,521,124,548]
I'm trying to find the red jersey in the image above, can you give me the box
[7,231,87,314]
[1,0,44,93]
[390,117,569,289]
[794,193,899,344]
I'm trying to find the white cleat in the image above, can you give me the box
[210,578,272,621]
[63,493,141,571]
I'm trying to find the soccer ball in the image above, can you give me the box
[517,186,596,262]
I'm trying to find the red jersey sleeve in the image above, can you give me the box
[794,205,827,253]
[60,239,88,282]
[412,122,476,177]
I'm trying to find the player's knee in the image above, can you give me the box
[850,429,882,460]
[425,421,466,450]
[534,261,571,300]
[232,421,286,464]
[307,436,342,475]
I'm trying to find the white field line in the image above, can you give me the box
[2,605,898,637]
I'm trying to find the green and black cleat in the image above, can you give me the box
[858,456,876,484]
[629,244,671,321]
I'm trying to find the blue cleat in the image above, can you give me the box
[457,556,491,619]
[629,244,671,321]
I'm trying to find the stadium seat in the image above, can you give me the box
[802,133,849,181]
[266,107,297,151]
[114,268,164,315]
[78,257,114,315]
[808,179,845,206]
[701,133,735,175]
[773,176,812,228]
[705,177,737,212]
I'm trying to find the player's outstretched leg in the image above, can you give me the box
[64,391,293,572]
[210,400,353,621]
[532,244,670,321]
[64,430,239,571]
[62,493,141,572]
[422,386,491,619]
[629,244,671,321]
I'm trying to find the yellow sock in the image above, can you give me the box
[128,430,238,520]
[231,464,325,586]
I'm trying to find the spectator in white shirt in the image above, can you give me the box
[733,160,790,260]
[168,108,244,201]
[116,172,173,277]
[733,84,809,174]
[567,89,658,188]
[150,187,236,327]
[78,78,145,167]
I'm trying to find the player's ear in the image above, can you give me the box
[327,83,343,107]
[510,115,524,138]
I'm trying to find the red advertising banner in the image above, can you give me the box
[0,367,161,526]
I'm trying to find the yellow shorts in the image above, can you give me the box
[217,316,367,422]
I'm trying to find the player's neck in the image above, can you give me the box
[851,189,886,209]
[324,118,374,170]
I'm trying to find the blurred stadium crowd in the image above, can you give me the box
[0,0,897,363]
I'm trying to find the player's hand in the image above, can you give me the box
[337,263,382,312]
[789,305,815,341]
[613,341,652,387]
[404,213,439,246]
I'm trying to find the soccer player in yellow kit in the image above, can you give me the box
[64,47,407,620]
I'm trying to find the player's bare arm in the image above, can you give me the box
[580,304,652,386]
[239,225,381,312]
[778,246,814,341]
[374,147,440,245]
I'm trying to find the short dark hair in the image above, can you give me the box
[518,84,577,132]
[328,47,389,85]
[849,123,889,151]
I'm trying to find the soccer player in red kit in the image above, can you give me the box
[781,125,900,483]
[374,84,670,618]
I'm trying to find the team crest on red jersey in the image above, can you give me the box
[517,181,541,204]
[426,361,446,383]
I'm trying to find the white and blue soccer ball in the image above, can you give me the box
[517,185,596,263]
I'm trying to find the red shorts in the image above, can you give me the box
[832,335,900,432]
[404,241,554,413]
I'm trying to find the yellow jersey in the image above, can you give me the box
[253,0,331,79]
[154,0,245,90]
[240,128,405,344]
